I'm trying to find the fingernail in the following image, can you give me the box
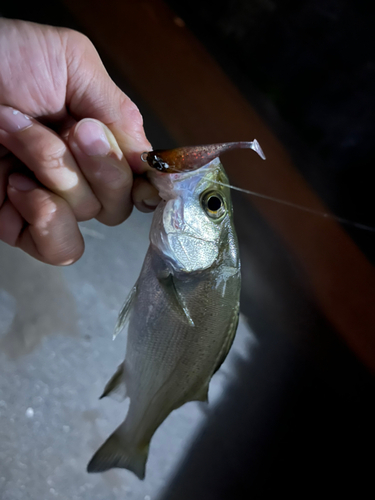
[0,106,32,133]
[143,196,161,208]
[8,174,38,192]
[74,120,111,157]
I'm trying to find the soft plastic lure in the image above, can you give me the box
[142,140,265,173]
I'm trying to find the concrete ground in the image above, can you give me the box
[0,211,255,500]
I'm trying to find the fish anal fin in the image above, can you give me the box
[87,430,149,480]
[114,284,137,340]
[193,383,209,403]
[100,363,127,401]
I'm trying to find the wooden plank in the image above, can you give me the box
[62,0,375,371]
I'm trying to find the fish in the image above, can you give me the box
[87,141,265,479]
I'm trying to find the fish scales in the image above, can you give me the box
[125,250,239,441]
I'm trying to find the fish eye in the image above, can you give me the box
[207,196,222,211]
[201,191,226,220]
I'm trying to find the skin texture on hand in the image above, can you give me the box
[0,18,159,265]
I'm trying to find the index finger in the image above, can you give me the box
[63,30,152,174]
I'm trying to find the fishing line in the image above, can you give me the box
[211,180,375,233]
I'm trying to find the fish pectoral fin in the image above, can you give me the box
[113,283,137,340]
[87,428,149,480]
[158,274,195,327]
[99,363,128,401]
[172,277,195,326]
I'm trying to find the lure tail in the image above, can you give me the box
[87,427,149,480]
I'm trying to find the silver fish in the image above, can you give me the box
[87,154,242,479]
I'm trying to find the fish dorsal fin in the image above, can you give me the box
[113,284,137,340]
[213,304,240,375]
[99,363,128,401]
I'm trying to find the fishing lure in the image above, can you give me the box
[142,139,265,173]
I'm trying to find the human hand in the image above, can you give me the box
[0,19,159,265]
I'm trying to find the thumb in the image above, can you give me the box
[64,30,151,174]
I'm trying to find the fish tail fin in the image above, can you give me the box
[87,428,149,480]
